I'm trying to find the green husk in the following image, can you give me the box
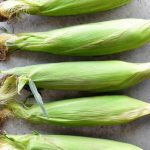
[0,134,142,150]
[0,0,131,19]
[1,61,150,96]
[1,95,150,126]
[1,19,150,60]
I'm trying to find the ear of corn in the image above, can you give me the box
[0,0,131,19]
[0,19,150,60]
[0,134,142,150]
[2,95,150,126]
[1,61,150,94]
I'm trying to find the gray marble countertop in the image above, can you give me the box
[1,0,150,149]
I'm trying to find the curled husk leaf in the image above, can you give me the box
[0,134,142,150]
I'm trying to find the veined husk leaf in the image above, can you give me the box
[1,19,150,60]
[2,95,150,126]
[0,0,131,19]
[0,134,142,150]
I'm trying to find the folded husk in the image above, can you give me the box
[0,0,131,19]
[1,19,150,60]
[1,95,150,126]
[0,134,142,150]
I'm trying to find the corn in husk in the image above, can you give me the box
[1,95,150,126]
[0,134,142,150]
[1,19,150,60]
[1,60,150,98]
[0,0,131,19]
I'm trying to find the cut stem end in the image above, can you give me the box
[0,108,11,126]
[0,1,29,19]
[0,75,18,104]
[0,33,15,60]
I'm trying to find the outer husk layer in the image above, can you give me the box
[0,0,131,18]
[6,95,150,126]
[2,19,150,56]
[1,61,150,93]
[0,134,142,150]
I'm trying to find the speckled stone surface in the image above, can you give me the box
[1,0,150,149]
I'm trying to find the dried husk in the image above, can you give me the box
[0,134,142,150]
[0,0,131,19]
[1,19,150,60]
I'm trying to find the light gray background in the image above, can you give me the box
[1,0,150,149]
